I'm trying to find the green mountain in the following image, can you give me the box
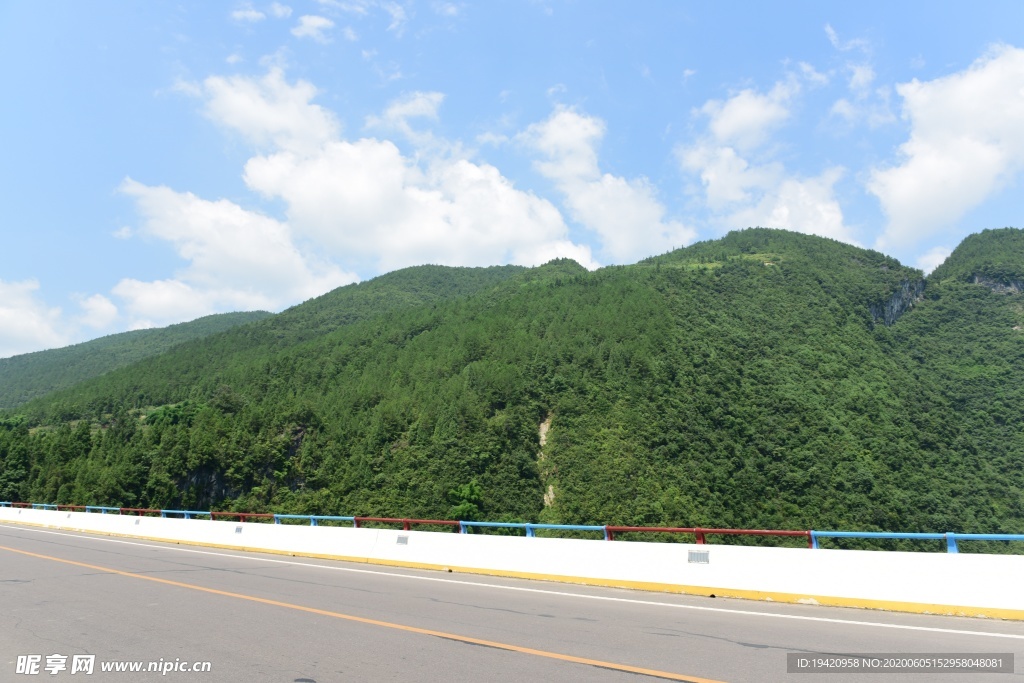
[1,229,1021,548]
[0,311,273,411]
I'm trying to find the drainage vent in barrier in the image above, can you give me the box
[397,535,409,545]
[688,550,709,564]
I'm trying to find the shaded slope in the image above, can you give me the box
[16,264,527,420]
[0,311,272,411]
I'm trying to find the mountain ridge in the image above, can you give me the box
[1,228,1021,550]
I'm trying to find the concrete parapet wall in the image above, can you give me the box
[2,506,1020,620]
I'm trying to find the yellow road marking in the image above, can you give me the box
[0,543,727,683]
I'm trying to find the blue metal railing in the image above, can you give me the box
[85,505,122,514]
[159,509,213,520]
[459,521,610,539]
[273,514,357,527]
[810,530,1024,553]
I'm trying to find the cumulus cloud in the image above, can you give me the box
[678,144,780,210]
[698,79,798,152]
[187,70,599,273]
[915,245,952,275]
[0,279,68,358]
[244,140,598,272]
[869,45,1024,249]
[116,178,355,328]
[74,294,118,330]
[520,107,695,262]
[679,76,858,244]
[198,67,340,155]
[728,168,857,244]
[292,15,335,42]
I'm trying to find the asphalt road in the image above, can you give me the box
[1,522,1022,682]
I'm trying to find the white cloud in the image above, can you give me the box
[74,294,118,330]
[679,144,780,209]
[231,6,266,22]
[117,178,355,328]
[0,279,68,358]
[199,67,340,155]
[869,45,1024,249]
[112,279,209,330]
[226,53,244,65]
[243,140,598,272]
[521,107,696,263]
[698,79,797,151]
[365,90,444,146]
[727,167,858,244]
[848,64,875,94]
[270,2,293,18]
[292,15,335,42]
[798,62,829,86]
[915,245,952,275]
[341,26,358,41]
[825,23,869,53]
[680,78,858,245]
[381,2,409,33]
[188,72,597,273]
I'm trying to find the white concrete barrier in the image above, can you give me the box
[2,506,1020,620]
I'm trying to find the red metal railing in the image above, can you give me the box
[210,511,275,522]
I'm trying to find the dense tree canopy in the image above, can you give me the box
[0,311,272,411]
[1,229,1022,551]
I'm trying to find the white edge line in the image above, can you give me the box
[2,523,1023,641]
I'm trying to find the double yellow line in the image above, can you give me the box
[0,544,726,682]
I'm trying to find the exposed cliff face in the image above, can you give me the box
[973,275,1024,294]
[870,279,925,326]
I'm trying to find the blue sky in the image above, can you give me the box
[2,1,1023,357]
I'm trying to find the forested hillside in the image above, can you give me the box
[0,311,272,411]
[1,228,1021,545]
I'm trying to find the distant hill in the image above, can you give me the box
[2,229,1022,548]
[0,311,273,410]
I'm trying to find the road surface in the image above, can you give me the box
[1,523,1021,682]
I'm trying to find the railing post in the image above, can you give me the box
[604,526,612,541]
[695,528,706,544]
[946,533,959,553]
[311,516,318,527]
[458,521,466,534]
[810,531,819,549]
[526,524,535,538]
[402,519,411,531]
[274,515,281,524]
